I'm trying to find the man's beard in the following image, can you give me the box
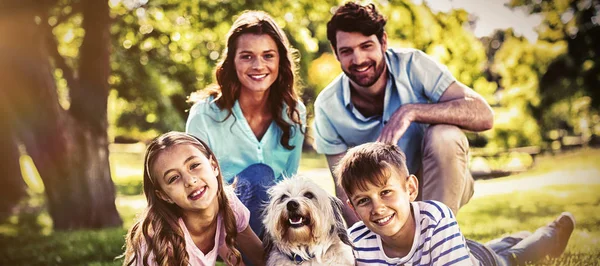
[344,58,386,88]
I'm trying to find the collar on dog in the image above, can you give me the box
[281,247,315,265]
[286,252,315,265]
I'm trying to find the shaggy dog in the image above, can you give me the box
[262,176,355,265]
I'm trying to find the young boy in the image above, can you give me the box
[335,142,575,265]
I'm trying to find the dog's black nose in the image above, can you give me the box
[286,200,299,211]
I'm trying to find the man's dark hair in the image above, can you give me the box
[326,2,387,52]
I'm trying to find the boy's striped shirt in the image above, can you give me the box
[348,200,480,266]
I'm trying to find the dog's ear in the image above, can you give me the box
[330,196,355,248]
[262,230,274,261]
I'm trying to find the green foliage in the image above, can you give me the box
[504,0,600,142]
[483,33,562,149]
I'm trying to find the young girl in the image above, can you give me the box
[122,132,264,266]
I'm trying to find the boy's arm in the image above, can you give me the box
[326,152,359,226]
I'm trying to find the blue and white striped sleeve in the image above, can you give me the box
[348,223,386,265]
[427,217,475,266]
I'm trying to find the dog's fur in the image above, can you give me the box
[262,176,355,265]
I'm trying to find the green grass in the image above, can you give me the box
[298,151,329,171]
[458,184,600,265]
[0,227,126,266]
[531,148,600,172]
[109,147,145,196]
[1,148,599,265]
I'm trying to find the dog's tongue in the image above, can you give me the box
[289,216,303,225]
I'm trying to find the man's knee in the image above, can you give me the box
[420,124,474,214]
[423,124,468,155]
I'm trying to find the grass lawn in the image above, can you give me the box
[459,184,600,265]
[0,148,598,265]
[458,148,600,266]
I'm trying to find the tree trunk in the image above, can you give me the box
[0,4,41,219]
[0,1,122,229]
[0,129,26,218]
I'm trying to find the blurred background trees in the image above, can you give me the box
[506,0,600,149]
[1,0,121,229]
[1,0,598,230]
[105,0,499,144]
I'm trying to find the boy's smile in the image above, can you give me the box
[373,213,395,226]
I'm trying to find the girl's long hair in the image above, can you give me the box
[122,132,242,266]
[193,10,304,150]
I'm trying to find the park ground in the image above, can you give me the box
[0,148,599,265]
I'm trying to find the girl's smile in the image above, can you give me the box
[188,186,207,201]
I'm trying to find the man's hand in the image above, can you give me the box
[377,104,414,144]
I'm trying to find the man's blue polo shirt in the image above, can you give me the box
[312,48,455,174]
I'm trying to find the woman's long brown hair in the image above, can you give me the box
[193,10,304,149]
[122,132,242,266]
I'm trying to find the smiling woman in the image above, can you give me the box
[185,10,306,239]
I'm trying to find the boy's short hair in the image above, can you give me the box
[335,142,409,198]
[326,2,387,52]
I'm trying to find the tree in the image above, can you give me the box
[489,33,563,148]
[0,0,121,229]
[508,0,600,140]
